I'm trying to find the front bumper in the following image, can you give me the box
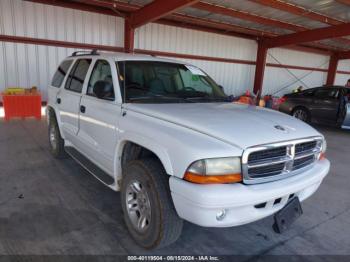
[169,159,330,227]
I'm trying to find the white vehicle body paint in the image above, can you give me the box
[47,52,330,227]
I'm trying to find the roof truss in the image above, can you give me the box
[263,22,350,48]
[128,0,200,28]
[24,0,350,54]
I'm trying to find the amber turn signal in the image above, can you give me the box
[319,152,326,160]
[184,172,242,184]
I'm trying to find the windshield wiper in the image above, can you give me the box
[184,96,230,102]
[128,94,194,103]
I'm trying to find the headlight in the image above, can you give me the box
[184,157,242,184]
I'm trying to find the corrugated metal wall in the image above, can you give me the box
[1,0,349,101]
[0,0,124,101]
[336,60,350,85]
[264,48,329,96]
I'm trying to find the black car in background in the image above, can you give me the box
[279,86,350,127]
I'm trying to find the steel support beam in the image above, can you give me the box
[338,50,350,60]
[0,34,124,52]
[1,34,349,75]
[326,54,339,85]
[129,0,200,28]
[124,18,135,53]
[335,0,350,7]
[263,22,350,48]
[253,43,268,99]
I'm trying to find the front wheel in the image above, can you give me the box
[292,108,310,123]
[121,159,183,249]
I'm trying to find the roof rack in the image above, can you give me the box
[71,49,99,57]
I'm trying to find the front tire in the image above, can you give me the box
[292,107,310,123]
[121,159,183,249]
[48,115,67,158]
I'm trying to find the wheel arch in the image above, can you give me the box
[46,105,65,139]
[114,138,173,181]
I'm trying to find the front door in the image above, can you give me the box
[312,88,340,124]
[78,59,121,174]
[57,59,92,142]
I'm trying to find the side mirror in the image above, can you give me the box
[93,80,114,100]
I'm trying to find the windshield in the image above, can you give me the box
[117,61,228,103]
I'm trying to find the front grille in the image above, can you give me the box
[242,137,322,184]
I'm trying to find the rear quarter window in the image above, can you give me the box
[51,60,73,88]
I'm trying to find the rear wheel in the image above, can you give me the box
[121,159,183,249]
[292,107,310,123]
[48,114,67,158]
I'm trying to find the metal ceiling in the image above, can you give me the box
[285,0,350,21]
[113,0,350,52]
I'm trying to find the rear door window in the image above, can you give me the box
[51,60,73,88]
[65,59,92,93]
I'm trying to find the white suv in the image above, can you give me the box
[47,50,330,249]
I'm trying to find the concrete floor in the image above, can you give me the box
[0,119,349,256]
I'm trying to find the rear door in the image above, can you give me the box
[78,59,121,174]
[312,88,340,124]
[57,58,92,141]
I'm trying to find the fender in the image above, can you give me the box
[113,131,174,182]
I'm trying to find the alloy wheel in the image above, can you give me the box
[125,180,152,233]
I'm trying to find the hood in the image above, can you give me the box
[125,103,321,149]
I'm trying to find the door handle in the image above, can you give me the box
[80,105,86,113]
[56,97,61,104]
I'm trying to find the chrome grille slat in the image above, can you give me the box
[294,151,318,160]
[242,137,323,184]
[249,163,286,177]
[247,156,292,168]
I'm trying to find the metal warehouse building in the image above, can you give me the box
[1,0,350,101]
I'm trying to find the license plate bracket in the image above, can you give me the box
[273,197,303,233]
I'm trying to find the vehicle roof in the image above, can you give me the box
[67,51,183,64]
[284,85,347,96]
[304,85,346,90]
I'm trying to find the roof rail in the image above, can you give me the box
[71,49,99,57]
